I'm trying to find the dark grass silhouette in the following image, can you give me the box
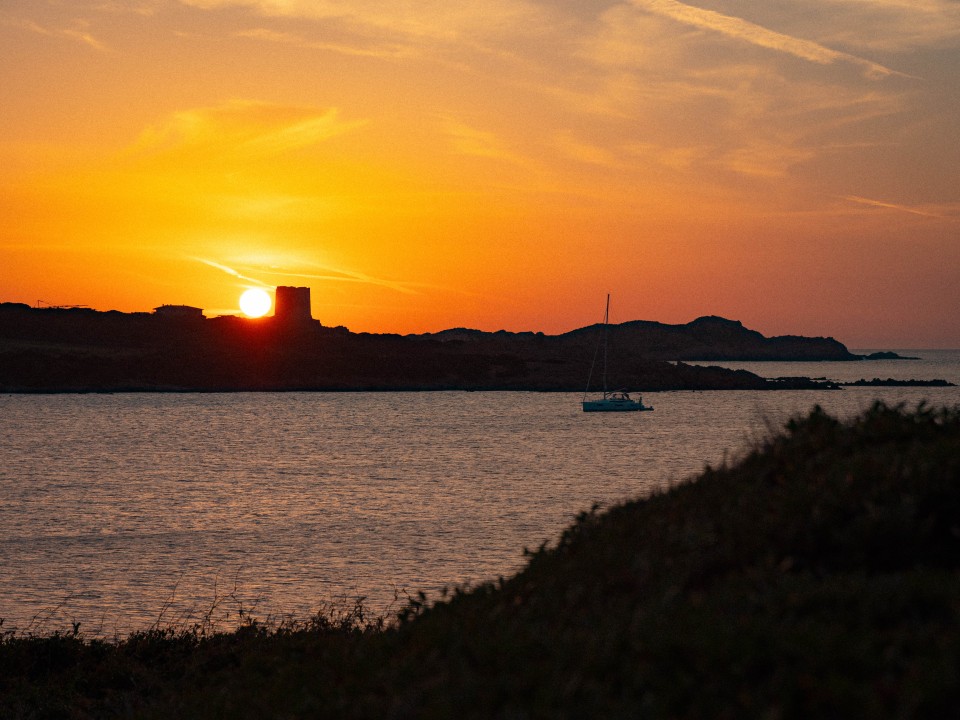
[3,402,959,718]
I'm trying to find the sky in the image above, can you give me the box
[1,0,958,347]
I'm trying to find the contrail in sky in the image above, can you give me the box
[630,0,907,79]
[191,257,272,286]
[841,195,947,218]
[261,268,420,295]
[191,256,420,295]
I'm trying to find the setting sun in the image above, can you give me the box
[239,288,272,318]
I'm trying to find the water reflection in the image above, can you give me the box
[2,384,958,635]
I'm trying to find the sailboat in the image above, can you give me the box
[581,294,654,413]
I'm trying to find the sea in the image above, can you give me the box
[2,350,958,637]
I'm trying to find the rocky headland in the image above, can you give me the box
[0,302,911,393]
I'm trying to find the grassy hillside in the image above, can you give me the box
[3,402,959,718]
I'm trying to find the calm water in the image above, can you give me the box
[691,348,960,385]
[2,351,958,636]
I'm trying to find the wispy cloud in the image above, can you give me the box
[841,195,957,219]
[720,141,818,178]
[442,118,526,165]
[179,0,545,43]
[259,267,420,295]
[811,0,960,52]
[191,257,272,286]
[192,256,420,295]
[624,142,707,171]
[551,130,619,168]
[1,13,109,51]
[628,0,904,79]
[93,1,159,17]
[130,100,366,160]
[235,27,411,59]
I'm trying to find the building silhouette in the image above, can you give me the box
[154,304,204,320]
[273,286,316,327]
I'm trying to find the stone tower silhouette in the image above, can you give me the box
[273,286,313,325]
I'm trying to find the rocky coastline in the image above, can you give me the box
[0,302,920,393]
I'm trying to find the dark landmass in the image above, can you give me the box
[0,303,859,392]
[842,377,955,387]
[860,351,920,360]
[428,314,862,362]
[3,403,959,718]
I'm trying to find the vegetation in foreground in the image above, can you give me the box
[3,402,959,718]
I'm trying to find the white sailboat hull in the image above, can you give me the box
[581,295,655,414]
[582,396,653,412]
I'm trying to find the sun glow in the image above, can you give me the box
[1,1,959,346]
[239,288,272,317]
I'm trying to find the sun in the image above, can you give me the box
[239,288,272,318]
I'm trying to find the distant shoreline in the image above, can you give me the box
[0,303,943,393]
[840,378,954,387]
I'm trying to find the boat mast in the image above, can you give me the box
[582,293,610,402]
[602,293,610,398]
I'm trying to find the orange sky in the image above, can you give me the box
[2,0,958,347]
